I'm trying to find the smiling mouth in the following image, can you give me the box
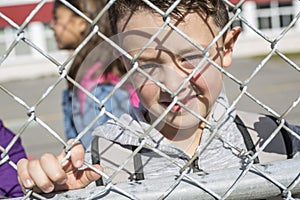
[159,94,201,112]
[160,102,182,112]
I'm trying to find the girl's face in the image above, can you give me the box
[50,5,86,50]
[117,10,239,133]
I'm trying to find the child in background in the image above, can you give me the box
[0,119,27,198]
[17,0,300,194]
[50,0,138,149]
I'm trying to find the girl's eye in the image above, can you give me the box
[136,62,162,77]
[132,63,162,86]
[181,55,203,69]
[138,63,162,75]
[139,63,161,70]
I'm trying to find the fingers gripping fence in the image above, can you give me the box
[0,0,300,199]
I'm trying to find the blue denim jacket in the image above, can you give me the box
[62,84,131,149]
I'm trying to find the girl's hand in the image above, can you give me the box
[17,140,102,193]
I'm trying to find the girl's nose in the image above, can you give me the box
[163,66,185,93]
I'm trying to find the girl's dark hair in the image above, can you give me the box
[53,0,125,88]
[108,0,229,35]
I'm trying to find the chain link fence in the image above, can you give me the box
[1,0,300,199]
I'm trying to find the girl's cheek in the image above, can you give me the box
[207,73,223,104]
[195,67,223,105]
[139,83,158,100]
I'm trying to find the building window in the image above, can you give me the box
[256,0,293,30]
[228,6,244,30]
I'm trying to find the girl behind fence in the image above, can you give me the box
[50,0,138,149]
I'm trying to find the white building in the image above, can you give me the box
[231,0,300,57]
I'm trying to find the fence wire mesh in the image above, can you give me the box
[0,0,300,199]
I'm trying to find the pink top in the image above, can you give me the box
[78,61,139,115]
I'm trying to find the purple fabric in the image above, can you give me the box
[0,120,27,198]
